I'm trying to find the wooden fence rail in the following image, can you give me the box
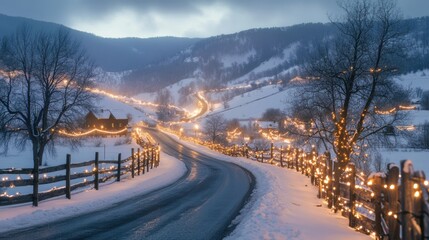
[205,142,429,240]
[0,144,160,206]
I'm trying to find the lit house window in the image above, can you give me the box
[119,123,122,127]
[100,125,104,129]
[112,123,114,128]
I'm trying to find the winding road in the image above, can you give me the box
[1,129,255,240]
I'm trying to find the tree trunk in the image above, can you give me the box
[38,143,45,166]
[32,141,40,207]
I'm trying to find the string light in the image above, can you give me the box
[414,191,420,198]
[58,128,128,137]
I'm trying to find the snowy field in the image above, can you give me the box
[0,137,139,169]
[0,152,187,233]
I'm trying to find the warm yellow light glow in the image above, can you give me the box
[414,191,420,198]
[59,128,128,137]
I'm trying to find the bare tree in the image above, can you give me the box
[204,114,227,144]
[421,90,429,110]
[251,138,271,151]
[261,108,284,122]
[0,26,95,206]
[413,121,429,149]
[288,0,407,169]
[155,89,175,121]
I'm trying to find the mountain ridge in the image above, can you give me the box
[0,13,428,95]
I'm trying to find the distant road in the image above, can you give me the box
[1,129,255,240]
[183,92,209,121]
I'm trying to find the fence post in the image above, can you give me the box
[304,154,308,176]
[137,148,141,175]
[270,142,274,160]
[327,152,333,209]
[301,152,305,174]
[151,147,154,169]
[155,143,161,168]
[400,160,413,240]
[131,148,135,178]
[311,155,315,185]
[66,154,71,199]
[156,144,160,167]
[142,149,146,174]
[413,170,425,240]
[318,155,325,199]
[348,163,356,228]
[146,149,150,173]
[286,147,290,168]
[94,152,99,190]
[386,163,399,240]
[295,150,299,171]
[245,144,249,159]
[117,153,122,182]
[333,161,340,213]
[280,146,284,168]
[373,174,383,240]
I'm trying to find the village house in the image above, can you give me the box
[84,110,129,135]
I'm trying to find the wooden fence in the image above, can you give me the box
[207,142,429,240]
[0,144,160,206]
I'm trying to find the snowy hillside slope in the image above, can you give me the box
[208,84,293,119]
[396,69,429,90]
[197,70,429,175]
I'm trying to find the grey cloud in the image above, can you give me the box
[0,0,427,38]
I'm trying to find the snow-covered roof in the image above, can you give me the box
[91,109,127,120]
[255,121,279,129]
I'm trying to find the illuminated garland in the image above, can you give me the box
[58,128,128,137]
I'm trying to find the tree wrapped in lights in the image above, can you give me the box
[289,0,408,169]
[204,114,227,144]
[0,27,95,206]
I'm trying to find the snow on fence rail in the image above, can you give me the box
[0,144,160,207]
[205,142,429,240]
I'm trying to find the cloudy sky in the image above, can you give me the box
[0,0,427,38]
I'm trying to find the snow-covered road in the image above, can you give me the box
[0,129,254,239]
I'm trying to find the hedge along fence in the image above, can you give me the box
[0,144,160,207]
[205,142,429,240]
